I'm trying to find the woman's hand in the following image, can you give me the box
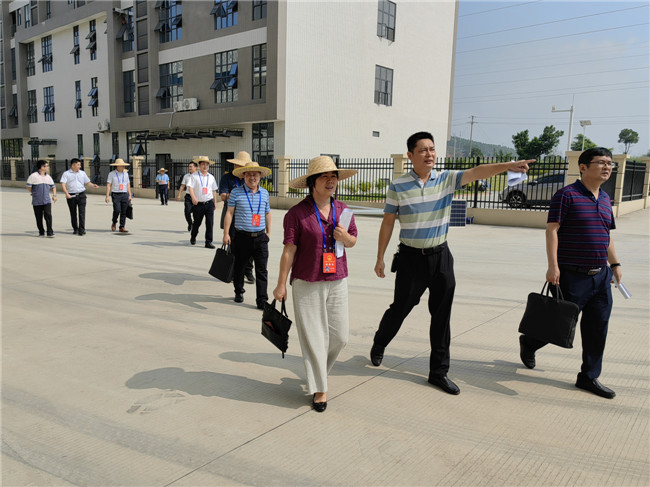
[273,283,287,301]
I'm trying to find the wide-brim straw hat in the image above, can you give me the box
[289,156,357,189]
[192,155,215,165]
[157,168,168,173]
[110,158,130,167]
[232,161,272,178]
[227,151,255,167]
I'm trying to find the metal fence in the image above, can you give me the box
[622,160,647,201]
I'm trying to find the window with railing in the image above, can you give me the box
[158,61,183,109]
[374,65,393,106]
[212,50,238,104]
[253,0,267,20]
[155,0,182,43]
[74,80,82,118]
[26,42,35,76]
[252,43,266,100]
[27,90,37,123]
[71,26,80,64]
[40,36,53,73]
[87,20,97,61]
[377,0,396,41]
[123,71,136,113]
[212,0,238,30]
[43,86,55,122]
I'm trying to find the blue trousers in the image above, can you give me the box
[524,267,613,379]
[158,185,168,205]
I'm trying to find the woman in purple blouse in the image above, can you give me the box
[273,156,358,412]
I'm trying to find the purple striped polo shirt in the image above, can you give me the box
[548,179,615,268]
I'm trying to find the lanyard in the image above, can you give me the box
[244,185,262,215]
[199,172,209,190]
[117,171,126,186]
[313,198,336,251]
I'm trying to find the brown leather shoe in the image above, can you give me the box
[119,228,129,233]
[111,223,116,232]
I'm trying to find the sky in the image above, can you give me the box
[451,0,649,157]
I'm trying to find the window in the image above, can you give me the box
[27,90,37,123]
[43,86,55,122]
[156,0,182,43]
[253,0,267,20]
[24,5,31,28]
[10,94,18,124]
[75,81,82,118]
[252,122,274,166]
[123,71,135,113]
[377,0,396,41]
[137,53,148,83]
[112,132,119,156]
[158,61,183,109]
[212,50,238,103]
[137,20,148,51]
[11,48,16,80]
[40,36,53,73]
[136,0,148,18]
[77,134,84,158]
[116,8,135,52]
[212,0,238,30]
[88,77,98,116]
[87,20,97,60]
[93,133,100,157]
[30,0,38,27]
[374,65,393,106]
[138,86,149,115]
[252,43,266,100]
[71,26,80,64]
[46,1,51,19]
[26,42,35,76]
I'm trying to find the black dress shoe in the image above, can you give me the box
[370,343,384,366]
[312,394,327,413]
[78,231,85,236]
[190,237,196,245]
[234,294,243,303]
[205,242,215,249]
[575,376,615,399]
[245,271,256,284]
[428,374,460,395]
[519,335,536,369]
[73,229,78,235]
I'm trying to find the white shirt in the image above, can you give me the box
[107,170,130,193]
[187,172,218,202]
[60,169,90,193]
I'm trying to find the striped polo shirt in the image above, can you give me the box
[228,184,270,232]
[385,169,465,248]
[548,179,615,268]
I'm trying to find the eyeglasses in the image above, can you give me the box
[588,161,615,168]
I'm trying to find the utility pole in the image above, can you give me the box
[468,116,476,157]
[552,98,575,152]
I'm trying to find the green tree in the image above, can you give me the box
[571,134,597,151]
[512,125,564,159]
[470,147,483,157]
[618,128,639,154]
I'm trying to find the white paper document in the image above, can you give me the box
[507,170,528,186]
[336,208,354,258]
[614,280,632,299]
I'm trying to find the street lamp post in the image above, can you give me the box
[579,120,591,151]
[552,104,574,152]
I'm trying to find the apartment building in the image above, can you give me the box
[1,0,457,169]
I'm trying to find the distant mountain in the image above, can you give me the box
[446,136,515,158]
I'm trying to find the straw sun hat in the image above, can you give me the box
[232,161,272,178]
[109,158,130,167]
[227,151,255,167]
[157,168,168,173]
[192,155,215,164]
[289,156,357,189]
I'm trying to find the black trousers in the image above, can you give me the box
[191,202,214,244]
[159,185,169,204]
[66,192,87,232]
[374,242,456,378]
[232,231,269,305]
[33,204,53,235]
[522,266,613,380]
[111,192,129,228]
[183,194,193,226]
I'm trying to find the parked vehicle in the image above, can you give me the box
[500,170,566,208]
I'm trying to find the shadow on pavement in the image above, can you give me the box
[139,272,214,285]
[135,293,226,309]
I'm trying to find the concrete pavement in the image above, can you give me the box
[2,187,648,486]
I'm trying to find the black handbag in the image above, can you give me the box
[126,203,133,220]
[518,282,579,349]
[208,244,235,283]
[261,299,292,358]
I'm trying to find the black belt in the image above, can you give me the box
[561,265,604,276]
[399,241,448,255]
[236,229,266,238]
[195,201,213,205]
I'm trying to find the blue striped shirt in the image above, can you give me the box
[385,169,465,248]
[548,179,615,268]
[228,185,270,232]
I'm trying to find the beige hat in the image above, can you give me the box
[192,155,215,164]
[289,156,357,189]
[232,161,272,178]
[227,151,256,167]
[109,158,130,167]
[157,168,168,173]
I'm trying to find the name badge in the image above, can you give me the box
[252,214,261,227]
[323,253,336,273]
[119,184,124,190]
[202,187,208,195]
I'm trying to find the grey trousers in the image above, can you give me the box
[292,278,349,394]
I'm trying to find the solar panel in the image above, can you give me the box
[450,199,467,227]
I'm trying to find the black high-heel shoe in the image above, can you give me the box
[312,394,327,413]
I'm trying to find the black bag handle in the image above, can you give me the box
[541,282,565,302]
[269,298,289,317]
[220,243,231,254]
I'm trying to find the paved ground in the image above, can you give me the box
[2,187,648,487]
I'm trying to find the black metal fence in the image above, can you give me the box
[622,160,647,201]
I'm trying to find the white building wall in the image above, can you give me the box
[282,1,456,159]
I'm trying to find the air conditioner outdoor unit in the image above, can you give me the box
[183,98,199,110]
[97,120,110,132]
[173,100,184,112]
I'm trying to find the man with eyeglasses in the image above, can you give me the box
[519,147,622,399]
[26,160,57,237]
[371,131,533,395]
[60,158,99,235]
